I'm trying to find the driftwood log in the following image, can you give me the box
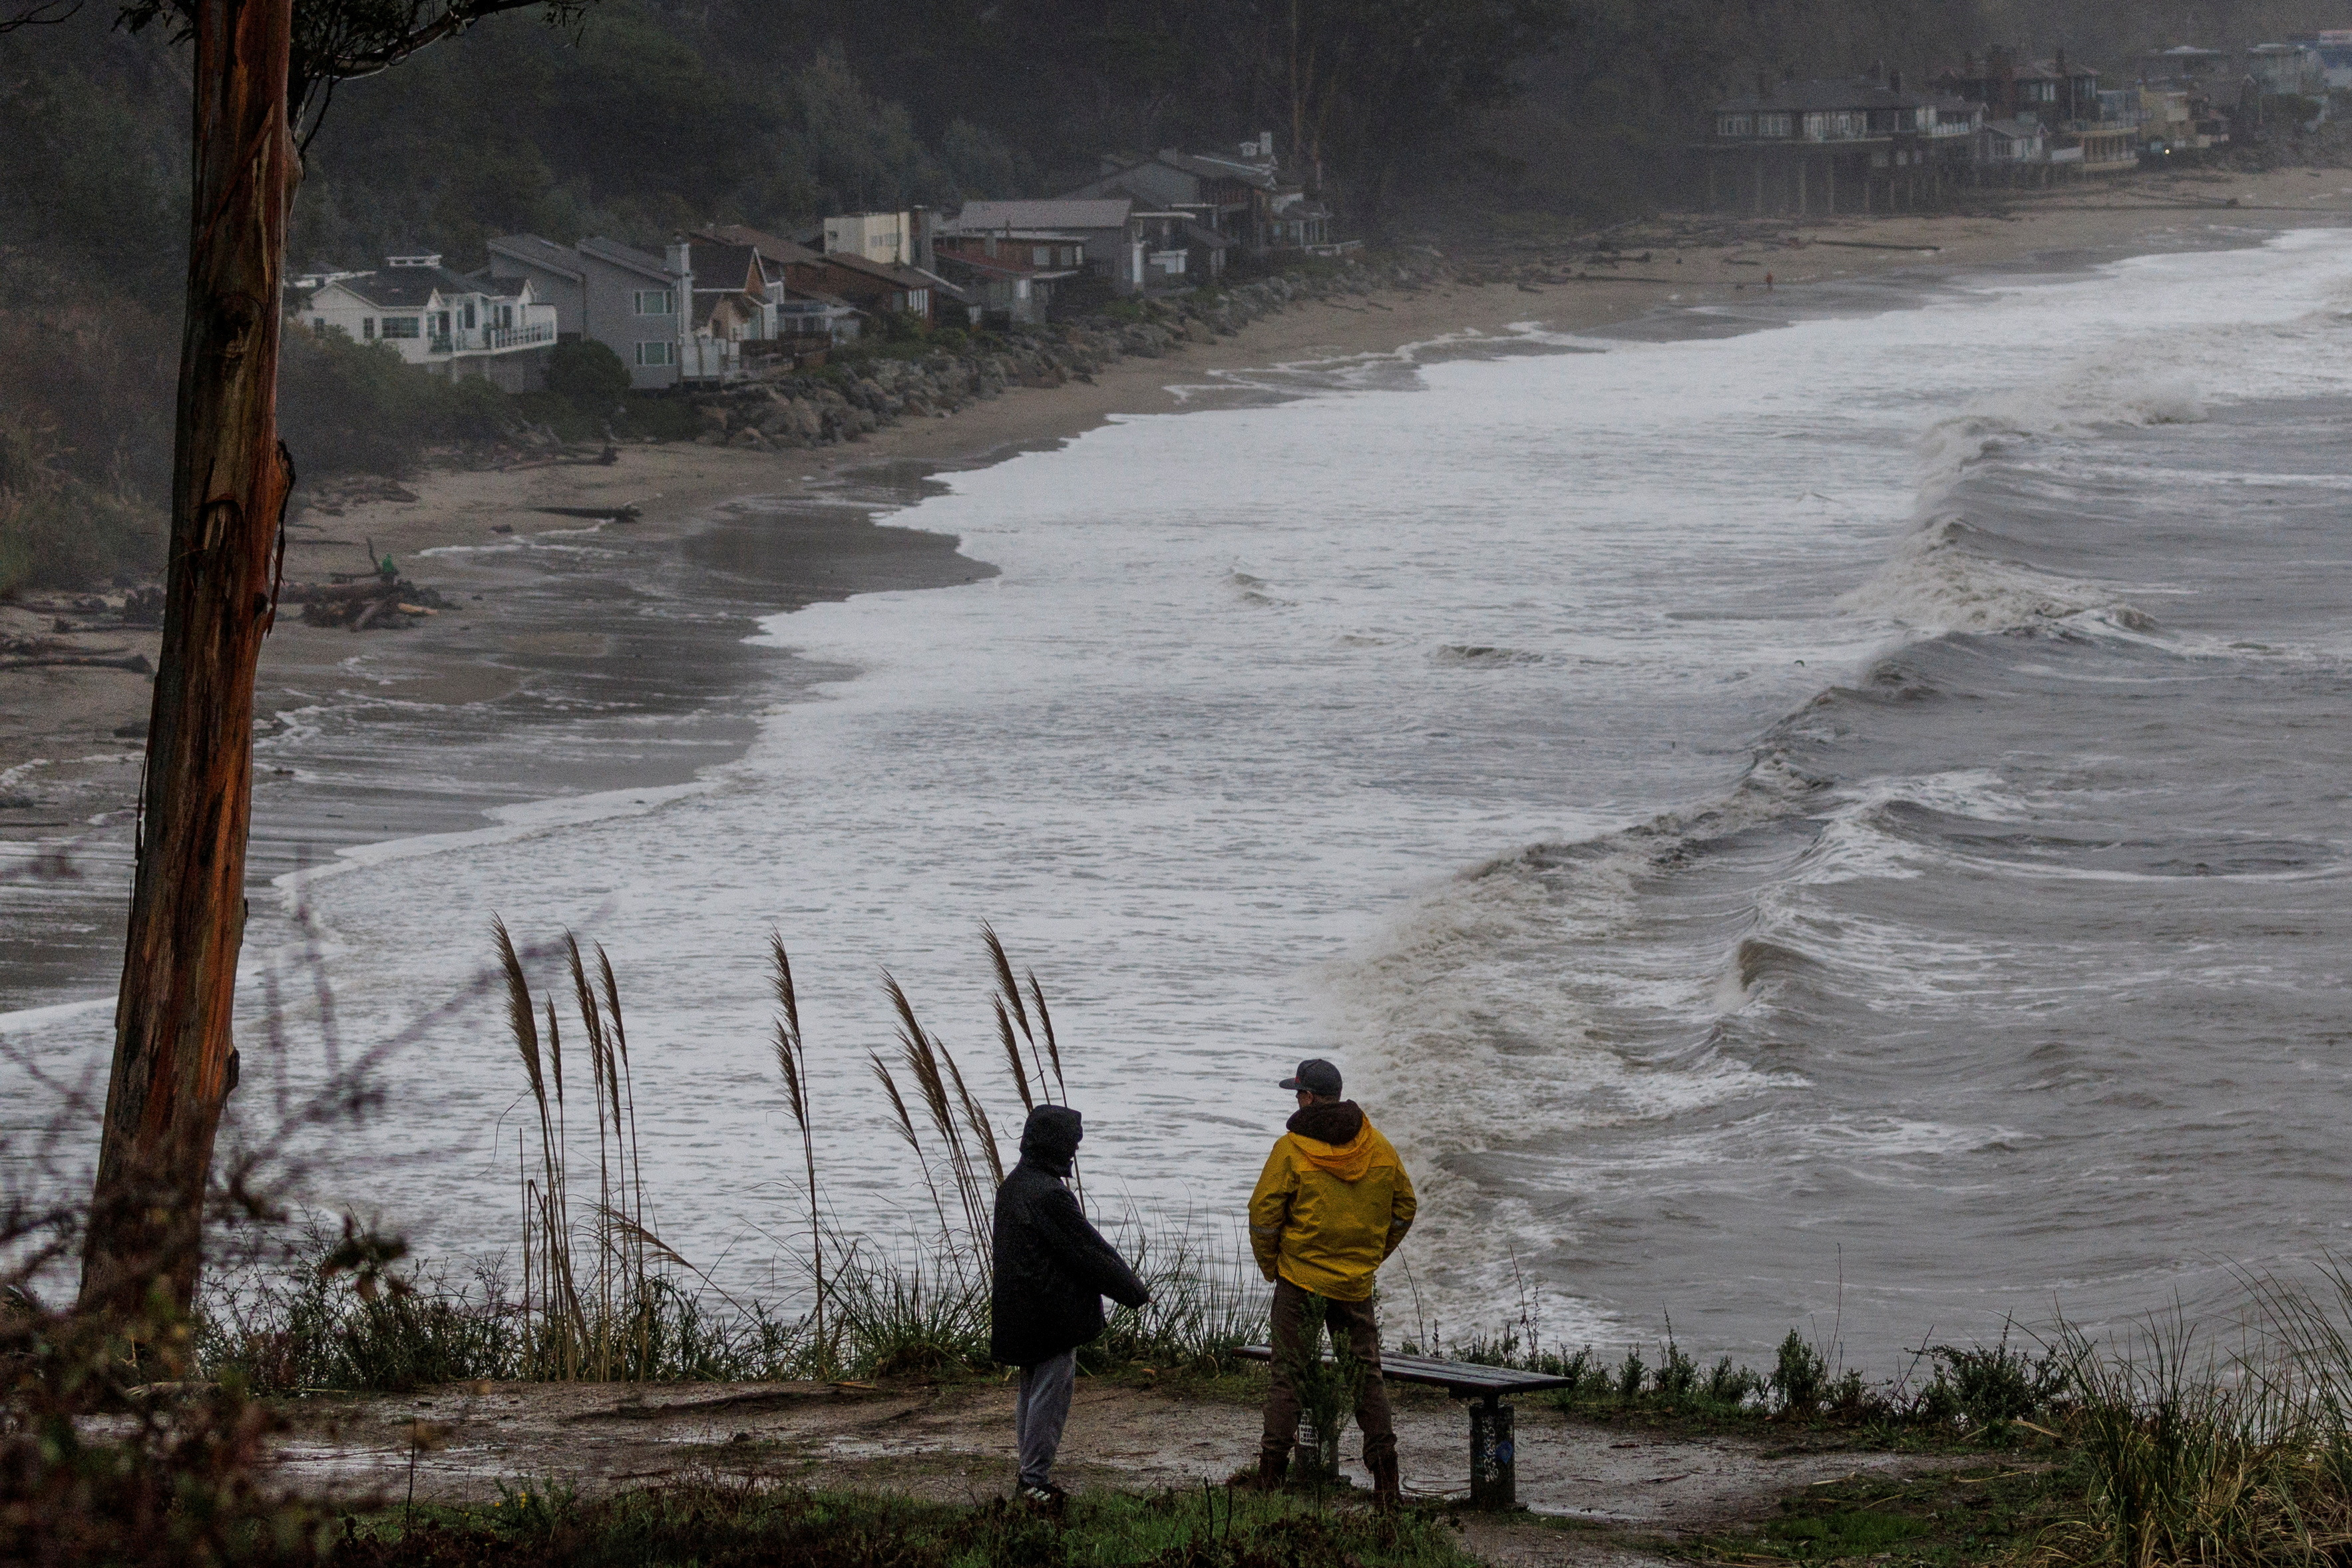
[0,654,155,673]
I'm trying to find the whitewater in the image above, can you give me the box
[9,229,2352,1364]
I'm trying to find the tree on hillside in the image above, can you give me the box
[75,0,594,1331]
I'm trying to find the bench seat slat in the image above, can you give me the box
[1232,1344,1573,1395]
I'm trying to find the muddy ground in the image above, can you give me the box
[272,1374,1969,1565]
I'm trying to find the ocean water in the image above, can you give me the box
[9,230,2352,1365]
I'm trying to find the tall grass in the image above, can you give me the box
[201,922,1263,1392]
[2038,1271,2352,1568]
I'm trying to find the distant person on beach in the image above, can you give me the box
[990,1104,1150,1505]
[1247,1058,1417,1507]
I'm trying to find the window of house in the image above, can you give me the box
[1032,246,1050,266]
[634,289,675,315]
[1758,112,1792,136]
[635,341,675,366]
[463,303,477,329]
[362,317,375,339]
[312,317,327,333]
[381,317,420,339]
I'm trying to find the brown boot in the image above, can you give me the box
[1367,1442,1402,1511]
[1255,1448,1290,1491]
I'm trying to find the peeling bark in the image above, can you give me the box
[79,0,299,1324]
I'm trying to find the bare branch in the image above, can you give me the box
[0,0,80,34]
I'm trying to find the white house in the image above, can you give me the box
[303,252,558,390]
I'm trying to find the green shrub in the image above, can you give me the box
[544,338,630,411]
[279,326,511,479]
[0,419,158,596]
[1771,1330,1828,1416]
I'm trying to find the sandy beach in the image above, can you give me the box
[4,162,2348,1008]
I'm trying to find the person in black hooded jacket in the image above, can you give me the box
[991,1104,1149,1501]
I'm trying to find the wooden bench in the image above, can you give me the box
[1234,1345,1572,1508]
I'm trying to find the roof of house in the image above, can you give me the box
[693,224,823,268]
[1155,149,1281,190]
[1716,78,1928,113]
[948,198,1133,233]
[687,242,763,295]
[576,236,680,282]
[1983,116,2046,136]
[938,228,1093,243]
[486,234,586,279]
[319,262,503,310]
[806,248,936,292]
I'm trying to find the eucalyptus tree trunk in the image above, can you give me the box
[79,0,299,1323]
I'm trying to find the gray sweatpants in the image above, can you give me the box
[1014,1349,1078,1489]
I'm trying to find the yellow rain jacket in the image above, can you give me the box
[1248,1101,1416,1302]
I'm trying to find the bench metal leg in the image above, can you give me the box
[1469,1394,1515,1509]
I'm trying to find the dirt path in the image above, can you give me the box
[271,1376,1960,1564]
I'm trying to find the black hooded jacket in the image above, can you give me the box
[990,1105,1149,1368]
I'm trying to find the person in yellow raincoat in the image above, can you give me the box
[1247,1058,1416,1504]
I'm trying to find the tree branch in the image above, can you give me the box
[0,0,82,32]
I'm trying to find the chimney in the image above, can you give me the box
[2056,47,2068,76]
[1890,68,1904,93]
[1869,57,1885,84]
[910,206,934,272]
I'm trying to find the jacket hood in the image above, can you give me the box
[1019,1104,1083,1175]
[1286,1100,1374,1181]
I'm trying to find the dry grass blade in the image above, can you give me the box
[935,1032,1005,1191]
[871,1050,953,1246]
[1028,971,1065,1101]
[592,1204,691,1271]
[770,931,825,1368]
[494,916,543,1106]
[983,920,1032,1039]
[996,998,1034,1114]
[884,972,992,1247]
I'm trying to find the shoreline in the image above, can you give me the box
[3,164,2348,1012]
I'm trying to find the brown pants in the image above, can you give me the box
[1260,1277,1397,1464]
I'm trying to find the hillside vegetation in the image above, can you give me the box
[0,0,2341,591]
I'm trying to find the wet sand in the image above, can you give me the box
[4,164,2347,1011]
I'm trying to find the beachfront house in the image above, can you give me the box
[1058,136,1334,255]
[696,222,956,331]
[1933,49,2103,128]
[1979,117,2048,164]
[2287,31,2352,91]
[485,234,702,389]
[930,224,1089,323]
[1696,73,1975,215]
[301,252,559,391]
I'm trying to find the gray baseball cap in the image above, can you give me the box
[1279,1059,1343,1096]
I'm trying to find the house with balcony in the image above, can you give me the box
[299,252,558,390]
[1696,73,1975,215]
[694,222,954,332]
